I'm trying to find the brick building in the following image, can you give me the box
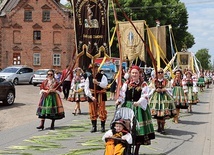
[0,0,74,71]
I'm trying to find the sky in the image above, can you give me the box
[60,0,214,60]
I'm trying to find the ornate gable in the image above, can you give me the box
[53,46,62,52]
[52,24,62,29]
[23,4,34,10]
[32,23,42,29]
[41,4,52,10]
[13,46,22,51]
[32,46,42,51]
[13,23,22,29]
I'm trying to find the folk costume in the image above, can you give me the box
[36,70,65,130]
[102,119,132,155]
[171,69,188,124]
[204,71,212,88]
[197,73,205,92]
[116,65,155,155]
[192,74,199,103]
[68,67,87,115]
[149,68,176,134]
[85,63,108,133]
[183,70,195,112]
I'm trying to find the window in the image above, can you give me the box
[43,10,50,22]
[13,53,21,65]
[33,53,40,65]
[53,54,61,66]
[24,11,32,21]
[33,31,41,40]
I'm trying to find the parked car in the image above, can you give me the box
[0,65,34,85]
[0,77,15,105]
[32,69,49,86]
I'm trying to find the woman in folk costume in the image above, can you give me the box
[182,70,195,113]
[204,70,211,88]
[102,119,132,155]
[36,69,65,130]
[149,68,176,134]
[197,72,205,92]
[171,69,188,124]
[116,65,155,155]
[68,67,87,115]
[192,73,199,103]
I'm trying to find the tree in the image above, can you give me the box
[109,0,195,57]
[195,48,211,70]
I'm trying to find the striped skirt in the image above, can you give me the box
[36,92,65,120]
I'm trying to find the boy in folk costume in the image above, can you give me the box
[171,69,188,124]
[102,119,132,155]
[84,63,108,133]
[149,68,176,134]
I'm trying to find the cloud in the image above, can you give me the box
[181,0,214,60]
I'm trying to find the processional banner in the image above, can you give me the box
[118,20,145,62]
[149,26,166,59]
[72,0,110,59]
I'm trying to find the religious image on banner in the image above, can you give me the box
[72,0,110,59]
[118,20,145,62]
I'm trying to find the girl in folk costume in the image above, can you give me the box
[102,119,132,155]
[204,70,212,88]
[171,69,188,124]
[116,65,155,155]
[36,69,65,130]
[183,70,195,112]
[68,67,87,115]
[149,68,176,134]
[192,73,199,103]
[197,72,205,92]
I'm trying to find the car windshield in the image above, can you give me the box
[1,67,19,73]
[35,70,48,75]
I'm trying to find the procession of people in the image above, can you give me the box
[34,61,214,155]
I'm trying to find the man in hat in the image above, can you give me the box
[84,63,108,133]
[102,119,132,155]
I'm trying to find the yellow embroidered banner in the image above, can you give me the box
[118,20,145,62]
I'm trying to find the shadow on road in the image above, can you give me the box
[0,102,25,109]
[162,128,196,137]
[179,120,208,125]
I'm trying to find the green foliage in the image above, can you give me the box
[109,0,195,57]
[195,48,211,70]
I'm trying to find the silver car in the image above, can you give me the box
[32,69,49,86]
[0,65,34,85]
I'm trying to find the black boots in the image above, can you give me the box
[37,119,45,130]
[90,120,106,133]
[50,119,55,130]
[90,120,97,133]
[101,121,105,133]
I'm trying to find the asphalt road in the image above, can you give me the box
[0,84,214,155]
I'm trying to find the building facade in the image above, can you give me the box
[0,0,74,71]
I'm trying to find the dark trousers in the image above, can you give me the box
[62,81,71,99]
